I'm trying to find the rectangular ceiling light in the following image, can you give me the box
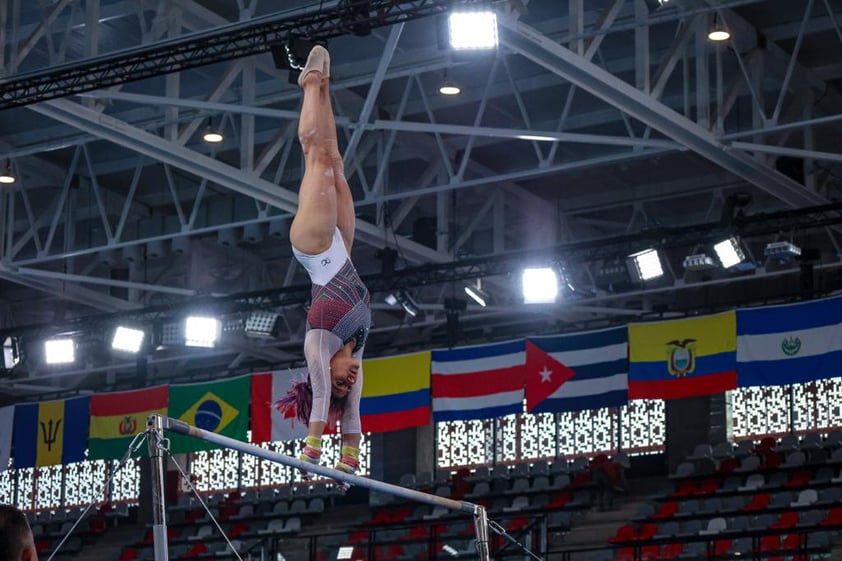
[185,316,220,348]
[522,267,558,304]
[244,312,281,338]
[713,237,745,268]
[112,326,145,353]
[448,11,498,50]
[45,338,75,364]
[630,248,664,281]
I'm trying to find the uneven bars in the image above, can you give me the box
[151,415,490,560]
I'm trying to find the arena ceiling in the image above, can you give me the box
[1,0,841,400]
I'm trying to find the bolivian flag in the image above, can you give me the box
[89,386,168,460]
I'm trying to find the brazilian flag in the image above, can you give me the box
[168,375,250,453]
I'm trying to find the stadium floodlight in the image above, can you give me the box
[764,241,802,262]
[683,253,718,271]
[442,544,459,557]
[522,267,558,304]
[395,290,420,318]
[336,547,354,560]
[464,281,489,307]
[244,312,282,338]
[713,236,745,268]
[111,326,146,353]
[630,248,664,281]
[44,338,75,364]
[2,336,21,369]
[448,11,498,50]
[185,316,220,348]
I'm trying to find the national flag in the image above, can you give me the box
[360,351,431,433]
[13,396,89,468]
[168,376,250,453]
[628,311,737,399]
[89,386,168,460]
[431,339,525,422]
[0,405,16,471]
[526,326,628,413]
[251,369,309,443]
[737,296,842,387]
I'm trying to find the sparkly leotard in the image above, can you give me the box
[292,228,370,431]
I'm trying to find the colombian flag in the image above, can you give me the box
[89,386,168,460]
[360,351,431,433]
[13,396,89,468]
[168,376,250,453]
[628,311,737,399]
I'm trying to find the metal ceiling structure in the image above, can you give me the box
[0,0,841,400]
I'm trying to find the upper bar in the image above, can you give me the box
[157,415,479,515]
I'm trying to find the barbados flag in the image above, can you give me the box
[628,311,737,399]
[168,375,250,453]
[360,351,431,433]
[13,396,89,468]
[737,296,842,387]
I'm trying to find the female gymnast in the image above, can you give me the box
[275,45,371,480]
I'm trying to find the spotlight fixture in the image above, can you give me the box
[713,236,745,268]
[44,338,75,365]
[244,311,282,338]
[522,267,558,304]
[644,0,670,13]
[764,241,802,262]
[707,14,731,42]
[395,290,421,318]
[448,11,498,50]
[441,544,459,557]
[184,316,220,348]
[202,122,224,143]
[111,326,146,353]
[384,293,399,306]
[629,248,664,281]
[0,161,15,184]
[336,547,354,561]
[683,253,718,271]
[464,281,489,307]
[2,336,22,370]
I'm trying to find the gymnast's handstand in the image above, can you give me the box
[275,44,371,481]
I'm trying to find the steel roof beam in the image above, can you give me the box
[496,13,829,209]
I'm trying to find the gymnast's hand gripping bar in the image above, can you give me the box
[149,415,490,561]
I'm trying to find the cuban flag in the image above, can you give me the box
[737,295,842,387]
[431,339,525,422]
[526,326,628,413]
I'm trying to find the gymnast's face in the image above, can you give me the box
[330,343,359,399]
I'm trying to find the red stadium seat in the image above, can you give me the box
[694,478,720,496]
[820,506,842,526]
[609,524,637,543]
[759,535,781,553]
[770,511,799,530]
[641,545,660,560]
[782,533,802,552]
[755,437,776,453]
[717,458,739,474]
[670,480,696,498]
[657,543,683,560]
[713,539,732,556]
[784,469,812,488]
[118,548,138,561]
[636,523,658,541]
[741,493,770,512]
[650,502,678,520]
[546,491,571,508]
[180,543,207,559]
[228,522,249,538]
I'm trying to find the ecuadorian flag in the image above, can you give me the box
[628,311,737,399]
[13,396,89,468]
[360,351,431,433]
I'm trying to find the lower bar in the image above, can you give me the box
[156,415,479,515]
